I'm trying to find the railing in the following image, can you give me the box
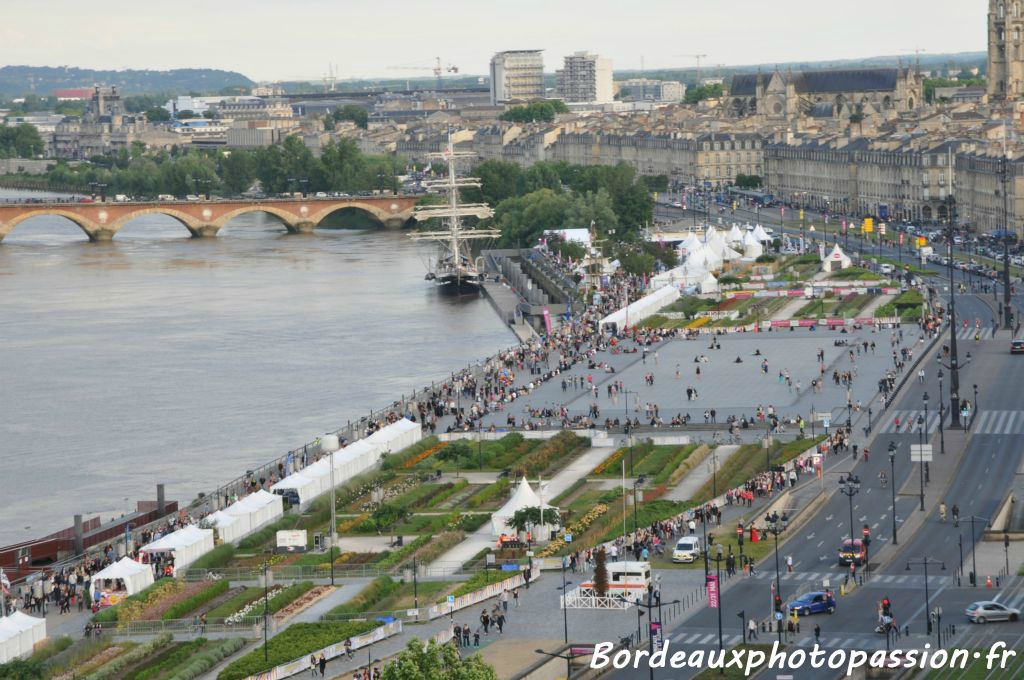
[108,614,266,637]
[178,560,495,583]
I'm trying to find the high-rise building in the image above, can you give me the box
[555,52,614,104]
[987,0,1024,98]
[489,50,545,105]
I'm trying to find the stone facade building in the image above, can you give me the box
[489,50,545,104]
[51,86,150,159]
[987,0,1024,99]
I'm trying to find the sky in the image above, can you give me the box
[0,0,988,82]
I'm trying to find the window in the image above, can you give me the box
[1000,2,1006,18]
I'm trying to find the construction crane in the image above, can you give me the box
[386,57,459,90]
[675,53,709,84]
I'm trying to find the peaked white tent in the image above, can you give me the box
[224,489,284,537]
[677,233,703,255]
[599,284,680,328]
[752,225,772,242]
[822,244,852,272]
[491,479,557,537]
[0,612,45,663]
[720,245,744,261]
[90,556,154,596]
[139,525,215,575]
[699,272,720,294]
[727,225,744,243]
[207,510,245,544]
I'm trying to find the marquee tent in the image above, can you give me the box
[90,556,154,597]
[720,245,744,261]
[699,272,720,294]
[270,471,320,509]
[752,225,772,242]
[224,489,284,537]
[0,612,45,663]
[677,233,703,255]
[207,510,245,544]
[139,525,215,575]
[367,417,422,454]
[491,479,557,537]
[650,264,706,290]
[822,244,852,272]
[332,439,381,480]
[727,225,745,243]
[599,284,680,328]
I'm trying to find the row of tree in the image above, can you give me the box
[0,124,44,159]
[498,100,569,123]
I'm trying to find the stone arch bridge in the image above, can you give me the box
[0,195,419,242]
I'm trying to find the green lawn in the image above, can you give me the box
[690,436,825,504]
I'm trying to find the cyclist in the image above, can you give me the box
[951,504,960,528]
[939,501,947,523]
[879,470,888,488]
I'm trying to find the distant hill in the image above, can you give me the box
[0,65,254,97]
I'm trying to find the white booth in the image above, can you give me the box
[367,418,422,454]
[0,612,46,663]
[91,556,155,599]
[206,510,245,545]
[224,489,284,538]
[139,525,215,576]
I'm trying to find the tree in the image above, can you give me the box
[498,100,569,123]
[684,83,724,104]
[218,150,256,195]
[734,174,762,189]
[494,188,573,246]
[334,104,369,129]
[175,109,196,119]
[144,106,171,122]
[0,124,44,159]
[508,506,546,534]
[471,160,524,205]
[437,441,473,464]
[593,547,609,596]
[638,174,669,193]
[564,188,618,232]
[372,502,407,532]
[381,638,498,680]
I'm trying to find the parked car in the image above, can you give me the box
[789,591,836,616]
[966,601,1020,623]
[1011,339,1024,354]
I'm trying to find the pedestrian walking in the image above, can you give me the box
[786,555,794,573]
[318,654,327,677]
[309,655,318,677]
[480,609,490,634]
[814,624,821,645]
[748,618,759,640]
[496,612,506,634]
[501,589,509,611]
[513,587,520,608]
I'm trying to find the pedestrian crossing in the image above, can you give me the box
[671,632,745,646]
[954,327,994,341]
[878,409,943,434]
[968,410,1024,435]
[748,570,952,589]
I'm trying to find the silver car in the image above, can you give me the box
[966,601,1021,624]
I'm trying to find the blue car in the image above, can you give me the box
[788,591,836,616]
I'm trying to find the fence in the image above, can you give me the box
[109,614,267,638]
[178,560,497,583]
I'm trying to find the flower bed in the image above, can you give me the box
[402,442,447,469]
[591,448,626,476]
[514,431,588,478]
[687,317,711,329]
[112,579,187,624]
[161,580,230,620]
[337,512,370,533]
[537,504,609,557]
[225,585,286,624]
[273,585,334,624]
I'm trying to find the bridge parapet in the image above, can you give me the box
[0,195,418,242]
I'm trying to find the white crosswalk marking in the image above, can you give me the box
[878,409,943,434]
[727,635,742,645]
[969,410,1024,434]
[955,327,992,341]
[683,633,701,644]
[699,633,717,644]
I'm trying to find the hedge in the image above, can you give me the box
[216,621,382,680]
[426,479,469,508]
[466,478,509,508]
[92,579,176,623]
[83,633,173,680]
[131,638,208,680]
[189,543,236,570]
[374,535,431,570]
[161,580,230,620]
[163,638,246,680]
[380,436,439,470]
[326,576,398,616]
[206,586,263,619]
[267,581,314,613]
[27,635,73,663]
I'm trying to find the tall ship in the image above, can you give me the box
[409,137,500,289]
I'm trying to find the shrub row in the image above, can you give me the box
[651,444,700,485]
[83,634,173,680]
[162,638,246,680]
[161,580,230,621]
[130,638,208,680]
[206,587,264,620]
[267,581,315,614]
[374,535,431,570]
[380,436,439,470]
[466,478,509,508]
[217,621,381,680]
[328,576,399,616]
[91,579,181,624]
[515,432,588,477]
[426,478,469,508]
[189,543,236,570]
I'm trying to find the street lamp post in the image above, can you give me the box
[262,561,269,662]
[838,475,861,554]
[906,557,945,644]
[937,371,946,454]
[923,392,930,484]
[764,511,784,645]
[887,442,898,545]
[713,544,725,657]
[967,515,992,587]
[972,384,979,429]
[916,412,926,511]
[945,200,963,428]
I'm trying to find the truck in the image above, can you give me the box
[919,246,933,264]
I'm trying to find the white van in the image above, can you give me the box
[113,194,129,202]
[879,263,895,275]
[580,561,652,596]
[157,194,175,201]
[672,536,703,563]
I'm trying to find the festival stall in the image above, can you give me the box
[491,479,557,538]
[270,471,320,510]
[821,244,852,272]
[332,439,381,479]
[90,556,155,608]
[599,283,680,329]
[366,417,422,454]
[0,612,45,663]
[206,510,246,545]
[224,489,284,537]
[138,525,215,576]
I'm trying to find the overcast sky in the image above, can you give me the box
[1,0,987,81]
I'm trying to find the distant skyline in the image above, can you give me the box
[2,0,987,82]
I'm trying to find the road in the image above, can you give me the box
[606,218,1024,679]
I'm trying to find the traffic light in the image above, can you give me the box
[862,525,871,547]
[774,595,783,613]
[882,597,892,617]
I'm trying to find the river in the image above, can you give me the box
[0,189,513,546]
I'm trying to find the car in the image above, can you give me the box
[966,601,1020,623]
[314,191,327,198]
[671,201,682,208]
[672,536,703,563]
[789,591,836,616]
[837,538,867,566]
[1011,340,1024,354]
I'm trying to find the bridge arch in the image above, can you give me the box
[108,207,203,238]
[0,210,99,242]
[213,205,302,233]
[310,201,412,229]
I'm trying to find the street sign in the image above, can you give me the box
[816,412,831,422]
[564,533,573,543]
[706,575,719,609]
[447,595,455,605]
[910,444,933,462]
[823,418,831,429]
[650,622,664,647]
[879,223,887,235]
[774,611,784,621]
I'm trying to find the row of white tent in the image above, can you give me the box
[206,489,285,545]
[0,611,46,663]
[650,224,776,295]
[599,283,680,328]
[271,418,422,510]
[138,524,216,576]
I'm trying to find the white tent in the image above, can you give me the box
[752,225,772,242]
[599,284,680,328]
[207,510,245,544]
[699,272,720,294]
[0,612,45,663]
[822,244,852,272]
[677,233,703,255]
[491,479,556,537]
[742,232,765,259]
[720,245,744,261]
[650,264,705,290]
[727,225,744,243]
[225,489,284,537]
[90,556,154,597]
[271,471,320,509]
[333,439,381,479]
[367,418,422,454]
[139,525,215,575]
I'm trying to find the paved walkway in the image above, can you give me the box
[772,297,813,320]
[663,445,741,501]
[426,524,494,577]
[546,447,611,499]
[859,294,894,318]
